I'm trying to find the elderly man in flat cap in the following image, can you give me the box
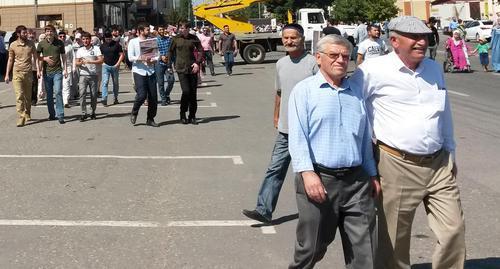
[350,16,465,269]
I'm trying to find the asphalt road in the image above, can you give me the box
[0,47,499,269]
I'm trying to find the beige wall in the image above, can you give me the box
[0,3,94,32]
[396,0,431,20]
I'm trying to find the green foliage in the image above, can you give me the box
[333,0,399,23]
[178,0,191,22]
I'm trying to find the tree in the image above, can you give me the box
[333,0,399,23]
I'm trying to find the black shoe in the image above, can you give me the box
[189,117,198,125]
[48,116,56,121]
[146,119,159,127]
[58,118,65,124]
[180,113,188,124]
[32,101,37,106]
[242,209,271,223]
[166,97,171,105]
[79,114,87,122]
[113,98,119,105]
[130,113,137,125]
[64,104,70,108]
[161,100,167,106]
[90,113,96,120]
[102,99,108,107]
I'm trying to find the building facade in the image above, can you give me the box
[0,0,180,32]
[396,0,500,22]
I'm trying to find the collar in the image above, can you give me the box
[312,71,350,92]
[388,51,426,74]
[84,45,94,51]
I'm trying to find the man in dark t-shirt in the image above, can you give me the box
[427,18,440,60]
[218,25,237,76]
[100,31,124,105]
[37,24,67,124]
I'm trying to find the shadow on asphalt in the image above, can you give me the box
[251,213,299,228]
[0,104,15,109]
[412,257,500,269]
[198,84,223,88]
[157,115,241,127]
[227,72,253,76]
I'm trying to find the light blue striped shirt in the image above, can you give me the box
[288,71,377,176]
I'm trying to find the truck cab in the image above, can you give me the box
[296,8,327,42]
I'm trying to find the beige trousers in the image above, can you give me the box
[375,147,466,269]
[13,71,33,126]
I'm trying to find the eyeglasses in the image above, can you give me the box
[319,51,350,61]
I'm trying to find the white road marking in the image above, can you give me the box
[35,103,218,108]
[260,226,277,234]
[0,154,243,165]
[108,91,212,96]
[0,219,160,228]
[0,219,275,234]
[448,90,470,97]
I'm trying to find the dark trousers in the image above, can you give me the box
[202,51,215,76]
[132,72,157,120]
[289,167,376,269]
[31,71,38,104]
[177,73,198,118]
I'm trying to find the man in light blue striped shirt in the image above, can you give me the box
[288,35,380,269]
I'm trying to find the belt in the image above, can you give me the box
[314,164,361,177]
[377,141,442,163]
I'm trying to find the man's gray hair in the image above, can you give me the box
[316,34,353,54]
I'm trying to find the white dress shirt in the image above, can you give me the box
[127,37,157,76]
[350,52,456,158]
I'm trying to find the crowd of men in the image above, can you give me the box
[4,14,469,268]
[243,16,465,269]
[3,22,238,127]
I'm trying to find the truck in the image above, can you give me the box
[193,0,326,64]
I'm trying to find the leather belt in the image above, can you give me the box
[314,164,361,177]
[377,141,442,163]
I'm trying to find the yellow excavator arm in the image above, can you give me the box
[193,0,265,33]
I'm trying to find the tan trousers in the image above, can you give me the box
[13,71,33,126]
[375,147,465,269]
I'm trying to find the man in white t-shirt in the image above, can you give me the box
[357,24,388,65]
[75,32,103,121]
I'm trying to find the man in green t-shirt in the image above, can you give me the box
[37,24,68,124]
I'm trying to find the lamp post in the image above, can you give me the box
[34,0,38,28]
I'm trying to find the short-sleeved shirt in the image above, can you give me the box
[197,33,213,51]
[76,45,102,76]
[357,38,388,59]
[219,33,236,53]
[476,43,489,54]
[37,38,65,74]
[276,53,319,133]
[100,40,123,66]
[8,39,37,73]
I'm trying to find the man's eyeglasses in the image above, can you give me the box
[319,51,350,61]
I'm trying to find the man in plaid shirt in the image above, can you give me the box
[156,25,175,106]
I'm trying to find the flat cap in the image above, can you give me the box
[388,16,432,34]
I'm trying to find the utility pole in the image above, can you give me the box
[34,0,38,28]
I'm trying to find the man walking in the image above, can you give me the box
[4,25,39,127]
[242,24,318,223]
[356,24,389,65]
[351,16,466,269]
[37,24,68,124]
[168,21,203,125]
[75,32,103,121]
[288,34,380,269]
[100,31,124,106]
[156,25,175,106]
[198,26,216,76]
[27,29,39,106]
[427,17,440,60]
[128,24,159,127]
[58,31,74,108]
[218,25,237,76]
